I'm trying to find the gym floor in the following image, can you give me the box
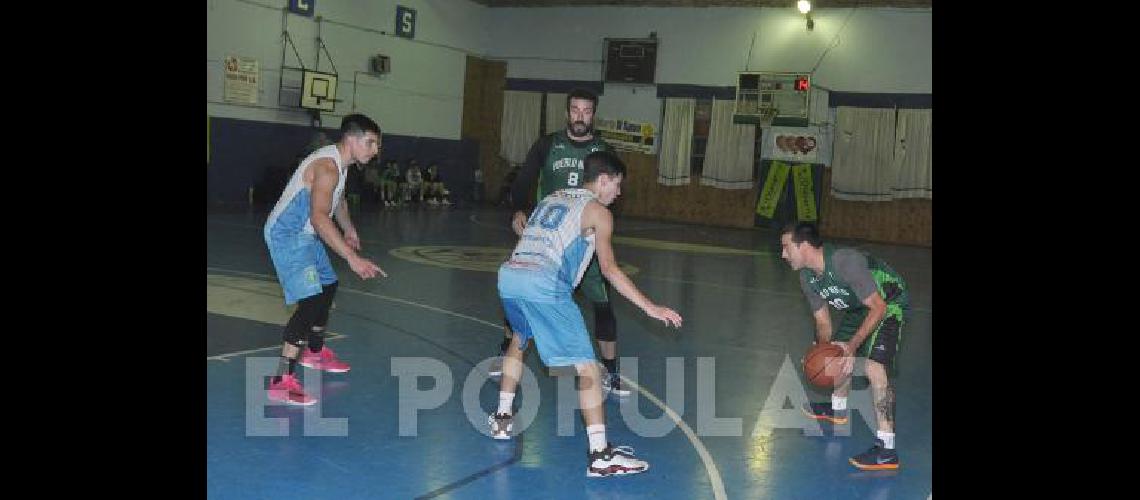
[206,205,932,499]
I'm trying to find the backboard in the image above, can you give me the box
[300,70,339,112]
[733,72,811,127]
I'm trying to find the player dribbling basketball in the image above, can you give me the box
[780,222,909,470]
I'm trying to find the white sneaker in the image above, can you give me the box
[586,445,649,477]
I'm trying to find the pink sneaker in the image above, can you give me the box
[267,374,317,406]
[300,346,351,373]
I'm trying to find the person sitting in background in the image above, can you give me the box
[424,163,451,206]
[499,165,521,208]
[345,161,365,212]
[405,159,424,204]
[364,158,382,208]
[381,160,401,207]
[473,166,484,204]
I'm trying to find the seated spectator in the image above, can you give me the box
[424,163,451,206]
[405,159,425,204]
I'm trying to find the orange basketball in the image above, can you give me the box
[802,343,847,388]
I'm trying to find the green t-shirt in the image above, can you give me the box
[511,130,612,208]
[539,130,612,199]
[798,244,908,314]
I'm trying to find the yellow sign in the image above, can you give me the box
[756,161,790,218]
[791,164,818,221]
[595,118,656,154]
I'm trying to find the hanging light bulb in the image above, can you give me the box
[797,0,812,14]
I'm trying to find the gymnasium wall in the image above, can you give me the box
[207,0,488,204]
[483,6,931,244]
[208,2,932,245]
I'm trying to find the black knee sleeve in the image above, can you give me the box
[307,282,338,351]
[313,282,338,327]
[284,295,323,345]
[284,282,336,345]
[593,302,617,342]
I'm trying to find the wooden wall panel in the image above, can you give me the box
[610,154,931,246]
[818,169,932,247]
[461,56,506,202]
[614,151,758,229]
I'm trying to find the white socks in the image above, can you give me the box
[497,392,515,415]
[587,424,607,452]
[877,430,895,449]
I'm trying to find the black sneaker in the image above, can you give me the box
[602,373,631,397]
[849,439,899,470]
[802,401,849,424]
[487,412,513,440]
[586,444,649,477]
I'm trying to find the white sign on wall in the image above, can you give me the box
[223,56,259,105]
[760,125,832,166]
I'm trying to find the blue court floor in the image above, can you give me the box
[207,206,932,499]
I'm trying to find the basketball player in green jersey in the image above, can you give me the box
[780,222,908,471]
[491,88,629,396]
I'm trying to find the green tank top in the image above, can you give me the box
[539,131,611,199]
[800,244,908,312]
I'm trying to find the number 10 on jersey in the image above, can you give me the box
[527,202,569,229]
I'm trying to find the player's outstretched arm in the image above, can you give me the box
[310,160,386,279]
[587,203,681,328]
[510,135,553,234]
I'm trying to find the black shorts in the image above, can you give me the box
[833,309,903,368]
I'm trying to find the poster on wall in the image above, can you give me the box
[760,126,831,165]
[594,117,657,155]
[223,55,259,105]
[791,163,818,221]
[756,161,791,218]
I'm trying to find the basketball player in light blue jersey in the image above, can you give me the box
[489,151,683,477]
[263,114,387,406]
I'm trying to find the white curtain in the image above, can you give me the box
[500,90,542,164]
[545,92,567,135]
[809,88,830,126]
[892,109,932,199]
[657,98,694,186]
[701,99,756,189]
[830,107,897,201]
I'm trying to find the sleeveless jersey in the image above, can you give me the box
[265,144,347,236]
[503,188,598,297]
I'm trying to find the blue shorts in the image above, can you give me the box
[264,227,337,305]
[499,266,595,367]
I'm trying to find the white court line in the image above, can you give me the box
[207,334,347,362]
[205,266,726,500]
[209,221,930,313]
[206,267,503,330]
[621,376,728,500]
